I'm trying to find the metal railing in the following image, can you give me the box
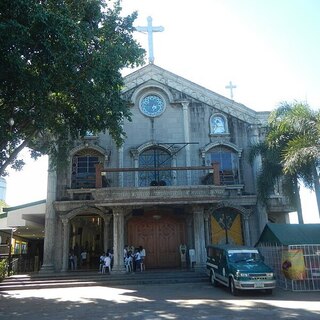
[74,165,240,189]
[0,255,40,275]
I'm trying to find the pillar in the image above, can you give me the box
[118,146,124,187]
[243,214,251,246]
[192,206,207,270]
[40,158,57,273]
[204,212,210,247]
[112,207,125,272]
[249,125,262,188]
[172,154,177,186]
[130,149,139,187]
[104,215,112,252]
[61,218,70,272]
[182,101,191,184]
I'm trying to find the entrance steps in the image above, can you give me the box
[0,269,208,291]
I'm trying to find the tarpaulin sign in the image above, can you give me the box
[282,249,306,280]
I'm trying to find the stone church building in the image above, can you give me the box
[40,64,292,273]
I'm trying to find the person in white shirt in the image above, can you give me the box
[134,249,142,272]
[139,246,146,271]
[124,251,133,273]
[99,252,106,273]
[81,250,87,267]
[102,254,111,274]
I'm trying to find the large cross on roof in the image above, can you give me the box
[136,16,164,64]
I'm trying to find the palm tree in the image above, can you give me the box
[249,138,304,224]
[267,102,320,219]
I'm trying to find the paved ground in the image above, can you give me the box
[0,282,319,320]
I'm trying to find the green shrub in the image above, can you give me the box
[0,259,8,282]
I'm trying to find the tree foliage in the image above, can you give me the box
[0,0,145,176]
[250,101,320,223]
[249,139,298,209]
[267,101,320,218]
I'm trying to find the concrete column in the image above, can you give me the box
[172,155,177,186]
[187,216,193,250]
[204,212,210,247]
[104,215,112,252]
[237,151,242,184]
[40,158,57,273]
[182,101,191,185]
[192,206,207,270]
[249,125,262,188]
[130,150,139,187]
[61,218,70,272]
[118,146,124,187]
[112,207,125,272]
[243,215,251,246]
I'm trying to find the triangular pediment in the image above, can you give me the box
[123,64,268,125]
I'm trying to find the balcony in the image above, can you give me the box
[56,165,259,211]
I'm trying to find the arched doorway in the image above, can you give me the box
[127,210,186,269]
[69,214,104,269]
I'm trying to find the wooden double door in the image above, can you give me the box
[128,212,186,269]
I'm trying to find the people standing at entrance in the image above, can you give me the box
[69,251,76,270]
[73,243,80,268]
[73,254,78,270]
[109,249,114,271]
[134,248,142,272]
[99,252,106,273]
[124,250,133,273]
[81,250,87,267]
[139,246,146,271]
[124,245,129,263]
[102,252,111,274]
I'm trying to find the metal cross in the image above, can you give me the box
[225,81,237,99]
[136,16,164,64]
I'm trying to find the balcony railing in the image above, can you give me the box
[70,164,239,189]
[62,165,248,205]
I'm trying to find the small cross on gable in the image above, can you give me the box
[225,81,237,99]
[136,16,164,64]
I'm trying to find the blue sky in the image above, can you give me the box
[121,0,320,112]
[5,0,320,223]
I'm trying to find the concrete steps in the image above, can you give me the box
[0,269,208,291]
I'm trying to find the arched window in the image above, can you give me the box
[71,149,103,188]
[138,148,172,187]
[205,146,239,185]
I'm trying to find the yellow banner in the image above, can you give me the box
[211,212,243,245]
[282,249,306,280]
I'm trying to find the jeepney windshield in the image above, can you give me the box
[228,249,262,263]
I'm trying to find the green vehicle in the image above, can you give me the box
[206,244,276,295]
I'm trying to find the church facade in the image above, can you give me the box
[41,64,293,273]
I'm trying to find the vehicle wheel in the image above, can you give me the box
[210,271,219,287]
[229,278,239,296]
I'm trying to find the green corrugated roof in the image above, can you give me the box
[256,223,320,245]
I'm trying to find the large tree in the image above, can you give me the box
[0,0,145,176]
